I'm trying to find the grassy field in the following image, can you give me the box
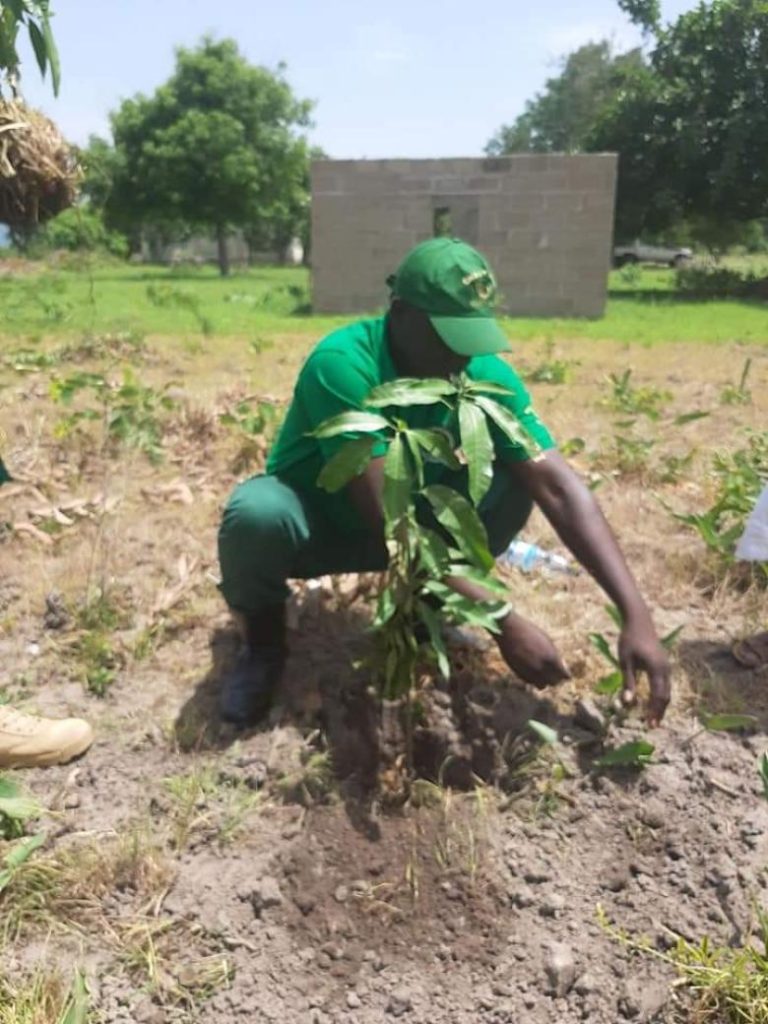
[0,257,767,347]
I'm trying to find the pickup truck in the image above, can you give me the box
[613,241,693,268]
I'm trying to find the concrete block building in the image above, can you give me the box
[310,155,617,318]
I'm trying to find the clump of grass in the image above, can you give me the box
[598,904,768,1024]
[74,592,127,698]
[0,828,172,943]
[118,920,232,1008]
[673,430,767,582]
[0,966,88,1024]
[163,763,263,849]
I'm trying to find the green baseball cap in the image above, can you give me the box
[387,237,510,357]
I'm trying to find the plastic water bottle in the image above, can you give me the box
[500,540,579,576]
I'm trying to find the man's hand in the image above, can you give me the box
[618,616,671,727]
[496,610,570,688]
[508,453,672,725]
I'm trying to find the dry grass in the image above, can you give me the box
[0,826,173,943]
[0,966,84,1024]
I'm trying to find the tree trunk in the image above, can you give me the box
[216,225,230,276]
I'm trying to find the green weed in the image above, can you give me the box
[673,430,767,575]
[721,358,753,406]
[50,369,177,464]
[219,398,281,441]
[523,343,575,385]
[604,369,671,420]
[146,282,213,336]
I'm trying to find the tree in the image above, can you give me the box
[0,0,59,93]
[486,42,644,155]
[107,37,312,275]
[591,0,768,240]
[617,0,661,33]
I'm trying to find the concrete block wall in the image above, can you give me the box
[311,155,618,317]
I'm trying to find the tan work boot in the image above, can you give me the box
[0,705,94,768]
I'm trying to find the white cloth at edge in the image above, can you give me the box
[736,484,768,562]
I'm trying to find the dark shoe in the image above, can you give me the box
[219,605,287,727]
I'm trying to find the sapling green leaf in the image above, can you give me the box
[423,485,495,571]
[407,428,461,470]
[459,400,494,506]
[373,587,397,628]
[416,526,452,575]
[365,378,456,407]
[318,436,377,492]
[589,632,620,668]
[472,395,536,453]
[445,565,510,598]
[311,411,391,438]
[594,671,623,696]
[417,601,450,678]
[461,379,516,397]
[383,434,412,527]
[402,430,426,488]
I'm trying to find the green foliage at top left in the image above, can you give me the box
[0,0,60,93]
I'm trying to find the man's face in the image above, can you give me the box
[387,301,469,379]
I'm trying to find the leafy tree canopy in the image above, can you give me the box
[0,0,59,93]
[105,37,313,273]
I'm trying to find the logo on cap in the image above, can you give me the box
[462,269,497,306]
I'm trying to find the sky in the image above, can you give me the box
[17,0,699,159]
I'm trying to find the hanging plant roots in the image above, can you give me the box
[0,99,80,228]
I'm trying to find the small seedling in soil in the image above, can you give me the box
[523,343,575,386]
[50,369,178,464]
[590,609,683,702]
[604,369,671,421]
[759,755,768,801]
[721,357,753,406]
[595,740,655,770]
[672,429,768,582]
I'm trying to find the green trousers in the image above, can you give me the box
[218,468,532,614]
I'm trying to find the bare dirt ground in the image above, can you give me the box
[0,330,766,1022]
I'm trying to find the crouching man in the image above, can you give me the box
[217,238,671,728]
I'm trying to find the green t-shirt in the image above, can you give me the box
[267,317,555,522]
